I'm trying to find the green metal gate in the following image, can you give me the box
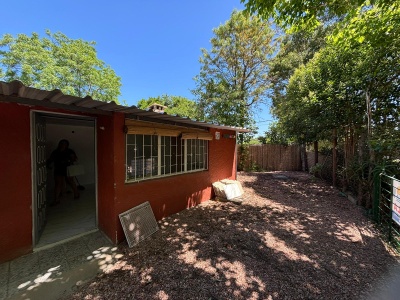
[373,172,400,251]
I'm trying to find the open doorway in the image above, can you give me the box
[32,112,97,249]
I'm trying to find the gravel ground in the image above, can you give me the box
[65,172,399,300]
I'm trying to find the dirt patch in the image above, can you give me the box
[64,172,398,299]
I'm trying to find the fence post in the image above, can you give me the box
[389,175,393,243]
[373,170,381,222]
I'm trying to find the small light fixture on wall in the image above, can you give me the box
[215,132,220,140]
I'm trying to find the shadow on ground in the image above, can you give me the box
[0,231,122,300]
[65,172,398,300]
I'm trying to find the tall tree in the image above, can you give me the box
[0,30,121,102]
[137,95,198,119]
[193,10,276,132]
[269,25,331,115]
[274,3,400,204]
[242,0,393,31]
[260,121,293,145]
[246,0,400,206]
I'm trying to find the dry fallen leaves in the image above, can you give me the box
[65,172,399,300]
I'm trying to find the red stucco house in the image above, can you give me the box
[0,80,247,263]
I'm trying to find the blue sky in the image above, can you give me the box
[2,0,273,134]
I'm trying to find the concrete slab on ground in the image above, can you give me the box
[0,230,122,300]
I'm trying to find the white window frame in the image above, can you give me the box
[126,134,208,182]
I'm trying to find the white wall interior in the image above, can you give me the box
[45,117,95,189]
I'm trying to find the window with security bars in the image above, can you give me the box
[126,134,208,181]
[187,139,208,172]
[126,135,158,180]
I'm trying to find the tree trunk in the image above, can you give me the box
[365,90,374,209]
[342,126,353,193]
[301,143,309,172]
[366,90,372,137]
[332,129,337,187]
[366,148,375,209]
[357,130,366,206]
[314,141,318,165]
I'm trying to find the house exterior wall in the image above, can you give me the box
[0,102,34,262]
[0,101,116,263]
[111,113,237,243]
[96,114,118,241]
[0,101,238,262]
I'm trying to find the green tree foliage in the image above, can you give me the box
[137,95,198,119]
[265,2,400,145]
[242,0,393,31]
[273,4,400,206]
[0,30,121,102]
[329,4,400,160]
[259,121,293,145]
[269,25,331,117]
[193,10,276,132]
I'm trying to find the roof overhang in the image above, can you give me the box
[0,80,250,133]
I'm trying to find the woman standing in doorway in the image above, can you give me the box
[46,139,80,205]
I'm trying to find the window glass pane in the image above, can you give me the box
[177,154,182,172]
[128,135,143,179]
[144,135,151,145]
[181,140,185,171]
[165,137,171,155]
[126,145,136,180]
[143,158,153,178]
[144,145,151,158]
[192,141,196,154]
[171,148,177,174]
[171,137,177,174]
[152,141,158,157]
[136,135,143,157]
[187,144,192,171]
[127,134,135,144]
[171,145,177,156]
[151,158,158,176]
[191,139,196,170]
[165,156,171,174]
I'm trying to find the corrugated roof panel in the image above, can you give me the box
[118,107,141,113]
[46,90,64,102]
[0,80,250,132]
[16,84,28,98]
[73,96,112,108]
[20,86,47,101]
[0,81,14,95]
[79,100,107,109]
[8,80,23,95]
[98,101,120,111]
[53,94,82,105]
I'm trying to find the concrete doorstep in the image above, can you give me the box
[1,231,122,300]
[9,258,109,300]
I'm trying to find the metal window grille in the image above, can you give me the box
[127,134,208,182]
[119,201,159,247]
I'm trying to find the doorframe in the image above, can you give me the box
[30,110,98,247]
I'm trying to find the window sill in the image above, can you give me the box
[125,169,209,184]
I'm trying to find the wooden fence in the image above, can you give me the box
[239,144,302,171]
